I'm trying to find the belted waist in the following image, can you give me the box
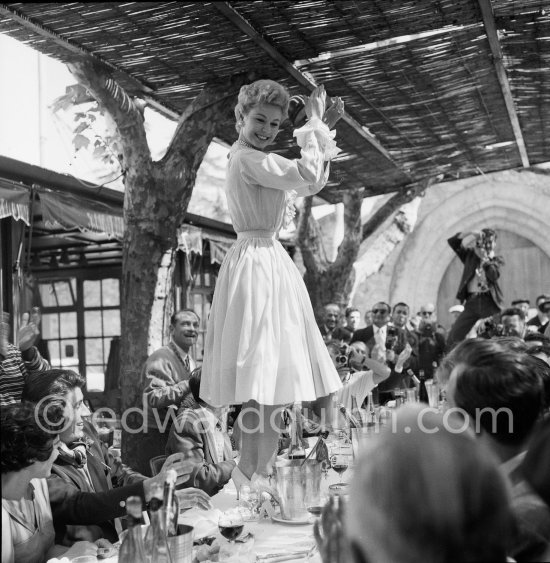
[237,230,276,240]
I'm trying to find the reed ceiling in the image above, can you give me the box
[1,1,549,203]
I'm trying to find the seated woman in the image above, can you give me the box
[22,369,210,546]
[1,401,112,563]
[315,403,514,563]
[166,368,236,496]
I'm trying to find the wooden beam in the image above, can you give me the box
[0,4,181,123]
[213,1,407,175]
[477,0,530,167]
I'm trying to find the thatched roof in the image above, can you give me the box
[1,1,549,202]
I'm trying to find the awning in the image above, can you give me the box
[0,178,30,224]
[177,225,234,265]
[38,188,124,240]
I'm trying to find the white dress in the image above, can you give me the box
[200,117,343,407]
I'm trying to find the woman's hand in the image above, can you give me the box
[323,97,345,128]
[305,85,326,121]
[176,487,213,510]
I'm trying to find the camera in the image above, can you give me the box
[386,325,398,351]
[335,343,351,367]
[477,318,504,339]
[475,230,495,253]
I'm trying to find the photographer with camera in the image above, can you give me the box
[527,294,550,335]
[446,229,504,350]
[351,302,413,404]
[415,304,446,379]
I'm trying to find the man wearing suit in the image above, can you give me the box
[141,309,200,474]
[351,302,412,403]
[318,303,352,343]
[446,229,504,350]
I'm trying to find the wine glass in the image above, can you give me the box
[218,509,244,543]
[330,445,349,486]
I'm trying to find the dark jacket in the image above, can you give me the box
[48,422,146,544]
[351,324,413,396]
[448,233,503,308]
[166,395,235,497]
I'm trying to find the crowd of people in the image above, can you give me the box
[1,77,550,563]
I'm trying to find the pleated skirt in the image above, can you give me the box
[200,231,342,406]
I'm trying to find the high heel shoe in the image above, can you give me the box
[231,465,251,499]
[251,472,280,505]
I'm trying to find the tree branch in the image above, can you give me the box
[296,196,325,275]
[361,180,430,241]
[67,57,151,175]
[331,188,364,271]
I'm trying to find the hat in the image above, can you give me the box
[449,304,464,314]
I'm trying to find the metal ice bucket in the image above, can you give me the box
[274,459,322,521]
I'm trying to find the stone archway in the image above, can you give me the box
[389,173,550,325]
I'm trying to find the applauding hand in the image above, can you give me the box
[323,97,345,129]
[17,309,41,352]
[305,85,327,121]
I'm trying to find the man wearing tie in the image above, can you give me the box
[351,302,412,403]
[141,309,200,475]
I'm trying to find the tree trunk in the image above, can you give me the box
[297,182,427,320]
[68,58,251,472]
[298,189,363,319]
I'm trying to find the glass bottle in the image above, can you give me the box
[163,469,179,537]
[350,396,365,428]
[144,483,173,563]
[118,496,146,563]
[366,392,377,430]
[418,369,429,404]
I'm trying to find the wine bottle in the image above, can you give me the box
[288,403,306,459]
[418,369,429,404]
[144,483,173,563]
[163,469,179,537]
[350,396,365,428]
[366,392,376,428]
[338,403,359,430]
[118,496,146,563]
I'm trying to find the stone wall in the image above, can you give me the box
[351,169,550,324]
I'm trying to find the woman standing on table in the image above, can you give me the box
[200,80,344,489]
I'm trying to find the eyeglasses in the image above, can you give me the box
[372,309,388,315]
[420,311,434,316]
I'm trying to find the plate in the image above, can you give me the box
[271,514,311,525]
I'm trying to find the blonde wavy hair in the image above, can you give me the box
[234,79,290,132]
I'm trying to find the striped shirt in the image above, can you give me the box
[0,344,50,406]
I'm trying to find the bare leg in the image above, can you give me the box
[254,404,283,477]
[236,400,261,479]
[236,401,284,478]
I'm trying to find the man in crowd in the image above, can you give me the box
[0,309,49,406]
[352,302,412,403]
[391,302,419,367]
[448,304,464,332]
[501,307,527,339]
[446,340,550,562]
[318,303,351,343]
[527,294,550,335]
[415,304,446,378]
[343,307,361,335]
[511,299,531,321]
[141,309,200,475]
[446,228,504,350]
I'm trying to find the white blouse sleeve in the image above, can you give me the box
[239,117,340,197]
